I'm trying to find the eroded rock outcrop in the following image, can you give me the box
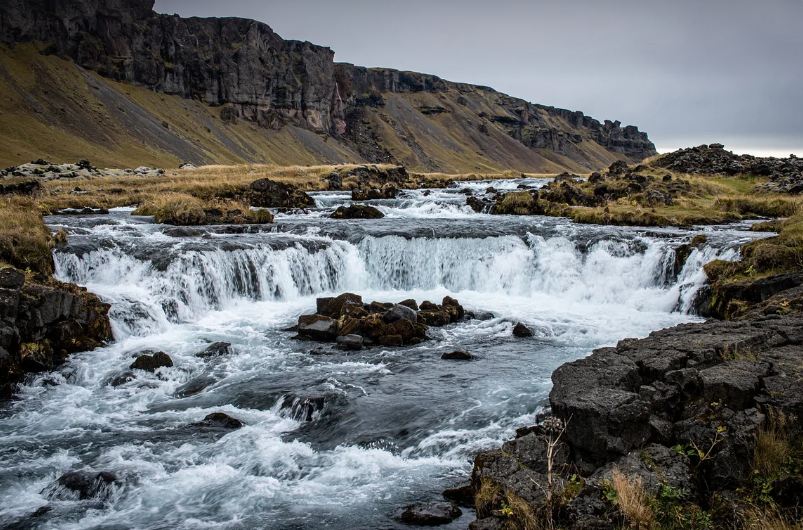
[0,267,112,397]
[465,285,803,529]
[292,293,465,348]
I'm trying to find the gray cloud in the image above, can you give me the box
[154,0,803,154]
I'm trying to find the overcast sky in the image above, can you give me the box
[154,0,803,155]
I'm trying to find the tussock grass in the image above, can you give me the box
[475,478,501,518]
[611,469,656,530]
[0,196,54,274]
[133,193,272,225]
[753,411,792,478]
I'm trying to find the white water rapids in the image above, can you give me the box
[0,180,767,529]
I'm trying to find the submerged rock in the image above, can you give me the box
[194,412,244,429]
[441,350,473,361]
[196,341,233,358]
[396,502,462,526]
[336,334,364,351]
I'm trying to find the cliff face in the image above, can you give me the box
[0,0,657,171]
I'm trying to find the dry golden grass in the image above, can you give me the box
[501,490,541,530]
[611,468,656,530]
[753,411,792,477]
[133,193,272,225]
[742,506,803,530]
[0,196,54,275]
[475,478,501,518]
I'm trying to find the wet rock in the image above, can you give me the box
[512,322,533,337]
[49,471,118,500]
[317,293,363,317]
[129,351,173,372]
[279,393,328,421]
[466,196,490,213]
[397,502,462,526]
[194,412,243,429]
[0,272,112,393]
[399,299,419,311]
[382,304,418,324]
[442,483,474,507]
[297,314,339,341]
[175,376,215,397]
[441,350,473,361]
[468,310,495,321]
[352,186,398,200]
[247,178,314,208]
[330,204,384,219]
[196,341,233,358]
[336,334,364,351]
[109,371,136,387]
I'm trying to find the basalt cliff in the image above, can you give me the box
[0,0,656,171]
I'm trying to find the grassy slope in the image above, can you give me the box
[0,44,632,173]
[0,44,361,168]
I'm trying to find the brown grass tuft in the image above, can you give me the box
[753,411,792,477]
[0,196,54,274]
[611,468,656,529]
[133,193,272,225]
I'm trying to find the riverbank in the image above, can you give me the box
[462,213,803,528]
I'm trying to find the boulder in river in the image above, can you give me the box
[297,315,339,341]
[336,334,364,351]
[330,204,384,219]
[396,501,462,526]
[196,341,233,358]
[351,185,398,201]
[194,412,244,429]
[129,351,173,372]
[293,294,465,349]
[47,471,119,500]
[512,322,534,337]
[441,350,473,361]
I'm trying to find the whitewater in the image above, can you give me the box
[0,180,767,529]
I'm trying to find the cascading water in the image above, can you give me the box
[0,180,767,530]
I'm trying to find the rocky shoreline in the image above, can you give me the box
[0,268,112,398]
[458,284,803,528]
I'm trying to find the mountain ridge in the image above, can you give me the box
[0,0,657,171]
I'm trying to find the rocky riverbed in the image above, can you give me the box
[0,175,775,529]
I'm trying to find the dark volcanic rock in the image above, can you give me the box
[441,350,473,361]
[194,412,244,429]
[48,471,118,500]
[0,269,112,396]
[512,322,534,337]
[396,502,462,526]
[330,204,384,219]
[196,341,233,358]
[336,334,364,351]
[130,351,173,372]
[247,179,314,208]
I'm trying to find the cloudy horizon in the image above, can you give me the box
[155,0,803,156]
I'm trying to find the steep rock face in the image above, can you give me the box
[0,0,656,171]
[0,0,338,132]
[0,267,112,397]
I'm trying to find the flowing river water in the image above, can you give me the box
[0,179,768,529]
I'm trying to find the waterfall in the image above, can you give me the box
[54,232,732,338]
